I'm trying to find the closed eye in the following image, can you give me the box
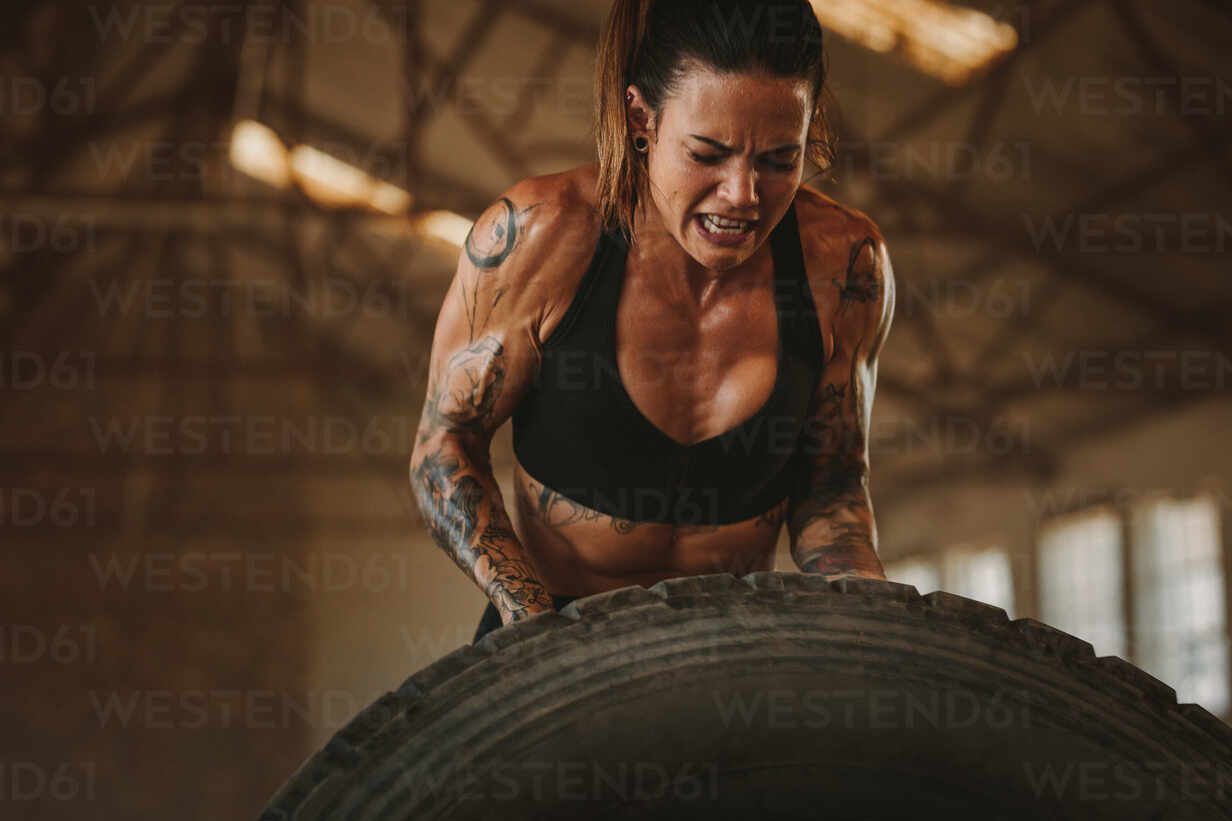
[690,151,798,172]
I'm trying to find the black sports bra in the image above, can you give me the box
[512,201,826,525]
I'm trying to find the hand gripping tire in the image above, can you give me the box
[260,573,1232,820]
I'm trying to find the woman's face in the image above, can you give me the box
[629,66,812,272]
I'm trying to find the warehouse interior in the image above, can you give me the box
[2,0,1230,816]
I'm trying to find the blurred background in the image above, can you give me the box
[1,0,1228,816]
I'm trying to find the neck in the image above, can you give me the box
[629,199,764,308]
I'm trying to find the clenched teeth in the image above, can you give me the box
[701,214,753,234]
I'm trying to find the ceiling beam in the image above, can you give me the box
[1113,0,1232,190]
[261,92,494,214]
[501,30,574,137]
[19,7,241,189]
[510,1,600,46]
[863,129,1232,358]
[0,449,409,473]
[875,0,1087,144]
[0,193,417,234]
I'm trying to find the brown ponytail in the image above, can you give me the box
[594,0,653,245]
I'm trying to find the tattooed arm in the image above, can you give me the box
[788,219,896,581]
[410,186,569,624]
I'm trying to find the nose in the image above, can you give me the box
[718,161,759,211]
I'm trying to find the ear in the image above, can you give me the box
[625,84,656,142]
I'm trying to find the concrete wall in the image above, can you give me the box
[873,397,1232,717]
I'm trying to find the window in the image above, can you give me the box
[1132,495,1227,714]
[1038,508,1127,657]
[884,557,941,595]
[943,545,1015,618]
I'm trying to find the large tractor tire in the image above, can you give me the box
[261,573,1232,820]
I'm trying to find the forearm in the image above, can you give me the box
[410,434,552,623]
[788,480,886,580]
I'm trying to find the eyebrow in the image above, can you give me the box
[688,135,802,154]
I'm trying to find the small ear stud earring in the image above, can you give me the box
[634,136,649,153]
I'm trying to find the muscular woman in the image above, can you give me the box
[410,0,896,643]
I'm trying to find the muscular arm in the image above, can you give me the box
[788,225,896,580]
[410,191,557,624]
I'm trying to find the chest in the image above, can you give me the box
[613,265,781,447]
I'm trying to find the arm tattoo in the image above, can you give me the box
[790,230,888,580]
[412,334,552,621]
[427,337,505,435]
[477,519,553,619]
[817,383,846,409]
[796,521,881,577]
[788,379,883,579]
[412,449,552,620]
[463,198,541,341]
[790,487,883,579]
[833,237,880,308]
[464,197,536,270]
[792,382,859,525]
[414,451,481,559]
[788,450,866,534]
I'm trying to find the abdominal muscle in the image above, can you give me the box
[511,458,786,597]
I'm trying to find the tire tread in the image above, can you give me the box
[261,570,1229,820]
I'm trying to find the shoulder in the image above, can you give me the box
[460,165,601,286]
[790,184,895,351]
[465,164,601,281]
[462,164,604,342]
[793,185,893,299]
[791,184,890,276]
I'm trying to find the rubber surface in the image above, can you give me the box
[260,573,1232,820]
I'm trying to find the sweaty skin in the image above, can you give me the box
[410,162,894,624]
[412,50,891,628]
